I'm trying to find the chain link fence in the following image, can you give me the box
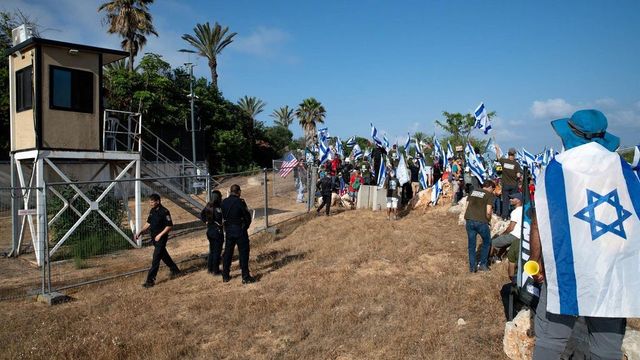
[0,167,317,300]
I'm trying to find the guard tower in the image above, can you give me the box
[7,34,143,265]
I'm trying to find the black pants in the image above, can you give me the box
[501,184,518,218]
[222,232,250,279]
[207,230,224,273]
[317,194,332,215]
[146,238,179,283]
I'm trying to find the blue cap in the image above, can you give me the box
[551,109,619,151]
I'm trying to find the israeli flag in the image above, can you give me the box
[522,148,536,169]
[404,133,412,152]
[336,137,344,158]
[383,134,390,150]
[352,144,363,160]
[474,102,492,135]
[631,145,640,179]
[371,123,383,147]
[466,152,486,183]
[376,158,387,189]
[446,141,454,171]
[430,179,442,205]
[346,136,357,147]
[318,139,331,164]
[535,142,640,317]
[433,138,444,166]
[484,138,496,157]
[317,127,329,143]
[364,148,371,159]
[397,152,411,186]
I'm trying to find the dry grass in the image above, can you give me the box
[0,203,512,360]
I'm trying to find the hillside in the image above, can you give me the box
[0,204,511,359]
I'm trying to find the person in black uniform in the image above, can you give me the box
[135,193,181,288]
[221,184,256,284]
[316,171,335,216]
[201,190,224,275]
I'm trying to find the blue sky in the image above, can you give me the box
[5,0,640,152]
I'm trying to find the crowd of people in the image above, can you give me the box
[135,108,637,359]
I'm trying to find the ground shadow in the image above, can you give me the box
[252,208,291,219]
[255,248,307,276]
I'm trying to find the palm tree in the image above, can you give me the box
[180,22,237,91]
[295,98,326,149]
[270,106,294,128]
[237,96,266,123]
[98,0,158,72]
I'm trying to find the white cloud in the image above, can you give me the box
[594,98,617,108]
[233,26,297,63]
[530,98,576,119]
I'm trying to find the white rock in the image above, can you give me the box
[503,309,535,360]
[457,318,466,326]
[623,328,640,360]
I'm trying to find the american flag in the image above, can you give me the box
[278,152,299,178]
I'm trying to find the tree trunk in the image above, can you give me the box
[209,58,218,91]
[128,51,134,72]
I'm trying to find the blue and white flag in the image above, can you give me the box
[346,136,357,147]
[446,141,454,171]
[383,134,390,150]
[404,133,412,152]
[535,142,640,317]
[397,152,410,186]
[430,179,442,205]
[484,138,496,157]
[418,158,429,190]
[522,148,536,169]
[352,144,363,160]
[371,123,383,147]
[318,139,331,164]
[376,158,387,189]
[433,138,445,166]
[631,145,640,179]
[317,127,329,143]
[336,137,344,158]
[364,148,371,159]
[474,102,492,135]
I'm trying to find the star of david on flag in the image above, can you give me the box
[574,189,633,240]
[535,142,640,317]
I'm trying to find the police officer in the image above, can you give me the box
[135,193,181,288]
[221,184,256,284]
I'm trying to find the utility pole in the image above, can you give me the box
[185,63,197,168]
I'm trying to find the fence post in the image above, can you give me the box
[272,160,277,197]
[263,168,269,230]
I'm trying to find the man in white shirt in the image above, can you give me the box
[491,192,523,259]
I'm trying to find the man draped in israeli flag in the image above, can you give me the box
[531,110,638,360]
[474,102,492,135]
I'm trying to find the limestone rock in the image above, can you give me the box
[413,188,433,209]
[503,309,535,360]
[457,318,467,326]
[623,328,640,360]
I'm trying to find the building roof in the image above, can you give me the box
[5,37,128,64]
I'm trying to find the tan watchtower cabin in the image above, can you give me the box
[7,32,145,266]
[8,37,128,152]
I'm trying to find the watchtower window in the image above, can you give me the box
[50,66,93,113]
[15,66,33,112]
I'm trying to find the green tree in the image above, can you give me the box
[295,97,326,149]
[180,22,236,91]
[98,0,158,72]
[263,125,293,156]
[237,96,266,122]
[435,110,495,148]
[270,105,294,128]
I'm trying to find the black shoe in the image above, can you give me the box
[222,275,231,283]
[242,276,257,284]
[142,281,154,288]
[169,270,182,279]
